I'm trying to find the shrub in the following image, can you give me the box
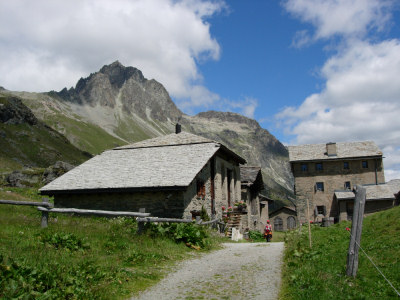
[248,230,264,242]
[147,222,210,249]
[38,231,90,251]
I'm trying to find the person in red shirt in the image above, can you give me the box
[264,220,272,242]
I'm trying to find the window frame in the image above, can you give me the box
[196,179,206,199]
[315,182,324,192]
[315,162,323,171]
[343,161,350,170]
[301,163,308,172]
[362,161,368,169]
[344,181,351,190]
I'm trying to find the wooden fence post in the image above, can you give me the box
[346,185,366,277]
[137,208,146,235]
[41,197,49,228]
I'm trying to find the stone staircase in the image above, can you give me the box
[226,212,242,238]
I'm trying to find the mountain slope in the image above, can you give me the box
[0,95,91,172]
[182,111,292,194]
[1,62,293,196]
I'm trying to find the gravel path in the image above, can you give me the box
[130,242,285,300]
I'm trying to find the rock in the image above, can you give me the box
[0,96,38,125]
[43,161,75,184]
[5,161,75,187]
[6,169,42,188]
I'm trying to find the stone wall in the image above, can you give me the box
[54,154,242,220]
[292,158,384,222]
[54,190,185,218]
[270,209,297,231]
[338,199,395,221]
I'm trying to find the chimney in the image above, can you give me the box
[175,123,182,134]
[326,142,337,157]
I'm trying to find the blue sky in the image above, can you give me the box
[1,0,400,180]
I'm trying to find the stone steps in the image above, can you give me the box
[226,213,242,238]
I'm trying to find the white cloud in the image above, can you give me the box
[0,0,225,106]
[279,0,400,180]
[284,0,393,44]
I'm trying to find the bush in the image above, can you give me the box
[38,231,90,251]
[147,222,210,249]
[248,230,265,242]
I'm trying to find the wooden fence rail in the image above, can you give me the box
[0,199,53,207]
[37,207,151,218]
[2,199,219,231]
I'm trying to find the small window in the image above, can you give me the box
[301,163,308,171]
[196,180,205,198]
[362,161,368,169]
[316,182,324,191]
[316,205,326,216]
[343,162,349,169]
[315,163,323,171]
[274,217,283,231]
[345,181,351,190]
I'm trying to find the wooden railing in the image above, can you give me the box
[1,199,221,231]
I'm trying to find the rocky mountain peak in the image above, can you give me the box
[195,110,260,128]
[99,61,145,88]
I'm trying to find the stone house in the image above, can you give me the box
[288,141,385,223]
[269,206,297,231]
[40,130,246,219]
[240,166,268,232]
[335,179,400,221]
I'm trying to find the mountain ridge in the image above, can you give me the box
[1,62,293,198]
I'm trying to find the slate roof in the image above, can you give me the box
[40,132,245,194]
[240,166,264,191]
[288,141,382,162]
[240,166,261,184]
[115,132,213,149]
[270,206,297,217]
[334,180,400,201]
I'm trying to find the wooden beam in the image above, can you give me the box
[0,200,53,207]
[347,185,366,277]
[137,217,192,223]
[37,207,150,218]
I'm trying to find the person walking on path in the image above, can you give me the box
[265,220,273,242]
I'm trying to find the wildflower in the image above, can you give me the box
[346,227,350,231]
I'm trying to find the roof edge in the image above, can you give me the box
[40,185,188,195]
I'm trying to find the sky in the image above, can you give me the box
[1,0,400,181]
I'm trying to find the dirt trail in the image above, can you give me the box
[130,242,284,300]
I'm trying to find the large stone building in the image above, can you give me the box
[40,130,246,219]
[288,141,385,223]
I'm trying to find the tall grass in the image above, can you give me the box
[280,206,400,299]
[0,188,221,299]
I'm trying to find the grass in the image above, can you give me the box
[0,188,222,299]
[280,206,400,299]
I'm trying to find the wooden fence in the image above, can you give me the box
[0,198,221,232]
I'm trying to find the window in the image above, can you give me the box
[316,205,326,216]
[345,181,351,190]
[315,182,324,191]
[315,163,323,171]
[343,162,349,169]
[196,180,205,198]
[362,161,368,169]
[274,217,283,231]
[301,163,308,171]
[287,216,296,230]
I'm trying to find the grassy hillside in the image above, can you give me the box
[0,96,92,173]
[280,206,400,299]
[0,188,220,299]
